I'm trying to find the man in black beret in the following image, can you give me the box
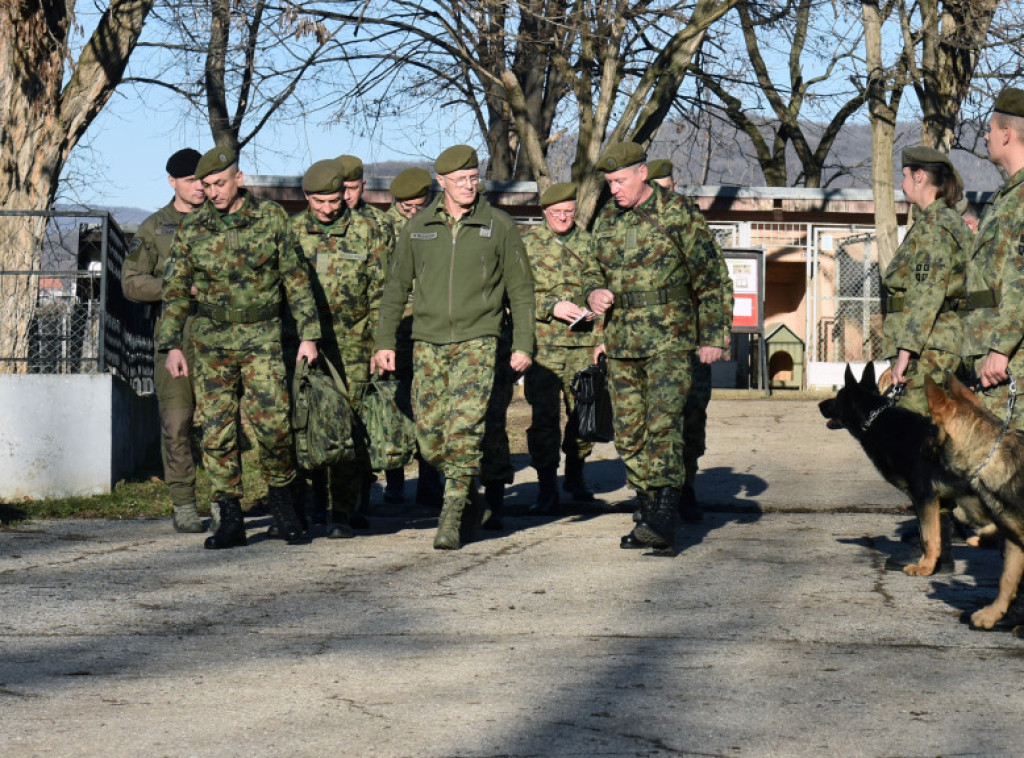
[121,148,207,534]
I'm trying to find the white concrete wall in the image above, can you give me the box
[0,374,159,500]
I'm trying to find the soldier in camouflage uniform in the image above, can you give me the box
[645,160,734,523]
[374,145,535,550]
[158,146,320,550]
[385,167,444,508]
[583,142,730,555]
[122,148,207,533]
[290,159,388,539]
[522,182,598,514]
[964,88,1024,428]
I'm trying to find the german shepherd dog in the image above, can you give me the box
[819,363,976,576]
[925,375,1024,631]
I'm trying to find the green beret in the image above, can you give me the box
[434,145,479,175]
[901,146,954,172]
[646,159,673,180]
[596,142,646,172]
[195,146,237,181]
[540,182,577,207]
[993,87,1024,119]
[336,154,364,181]
[302,159,344,194]
[390,168,433,201]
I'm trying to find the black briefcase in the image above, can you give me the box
[570,354,615,443]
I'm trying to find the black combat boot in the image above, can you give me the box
[679,483,703,523]
[351,476,371,530]
[563,456,595,502]
[384,467,406,504]
[482,482,504,530]
[415,457,444,508]
[530,465,560,514]
[266,484,306,544]
[633,487,679,556]
[620,490,650,549]
[327,471,357,539]
[204,496,247,550]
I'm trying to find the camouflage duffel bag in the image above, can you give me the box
[360,375,416,472]
[292,357,357,470]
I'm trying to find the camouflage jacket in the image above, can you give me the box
[375,194,536,355]
[121,200,186,338]
[882,198,970,358]
[353,201,396,274]
[522,223,598,349]
[290,206,387,353]
[581,186,730,358]
[156,190,320,352]
[963,167,1024,359]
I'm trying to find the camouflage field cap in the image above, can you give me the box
[302,159,344,194]
[540,182,577,207]
[390,167,433,200]
[993,87,1024,119]
[434,145,479,174]
[597,142,646,172]
[646,159,673,180]
[901,146,954,172]
[336,154,364,181]
[195,146,237,181]
[165,148,202,178]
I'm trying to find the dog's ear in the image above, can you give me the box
[949,374,984,407]
[844,364,856,388]
[925,376,952,424]
[860,361,876,389]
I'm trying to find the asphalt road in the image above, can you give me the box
[2,397,1021,758]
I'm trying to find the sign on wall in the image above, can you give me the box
[724,248,764,333]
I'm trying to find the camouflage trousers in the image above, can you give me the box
[523,345,595,470]
[412,337,496,488]
[608,349,694,491]
[969,351,1024,433]
[480,324,514,486]
[895,349,962,418]
[682,355,713,484]
[154,317,197,507]
[194,338,295,498]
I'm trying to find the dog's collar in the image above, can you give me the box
[861,383,905,431]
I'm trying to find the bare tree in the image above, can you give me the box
[0,0,156,371]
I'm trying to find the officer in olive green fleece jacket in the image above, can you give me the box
[159,147,320,551]
[882,146,971,418]
[583,142,730,556]
[374,145,535,550]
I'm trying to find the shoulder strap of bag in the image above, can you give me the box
[319,356,350,398]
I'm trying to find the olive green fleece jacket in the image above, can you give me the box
[375,194,536,355]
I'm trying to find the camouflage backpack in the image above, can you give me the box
[292,357,357,470]
[360,375,416,472]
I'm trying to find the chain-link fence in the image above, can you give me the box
[810,231,883,363]
[0,210,156,391]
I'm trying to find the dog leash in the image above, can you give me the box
[861,382,905,431]
[968,368,1017,488]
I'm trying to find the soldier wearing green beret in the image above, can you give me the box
[520,182,599,514]
[287,158,388,539]
[387,167,433,227]
[646,159,675,191]
[335,154,402,508]
[964,88,1024,420]
[158,147,321,550]
[373,144,536,550]
[880,145,972,575]
[582,142,730,555]
[122,148,207,534]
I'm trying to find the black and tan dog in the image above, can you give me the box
[819,363,977,576]
[925,375,1024,632]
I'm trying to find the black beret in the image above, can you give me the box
[165,148,201,179]
[434,145,479,174]
[646,159,673,180]
[335,154,364,181]
[195,146,237,181]
[540,182,577,207]
[596,142,646,172]
[302,159,344,194]
[390,168,433,200]
[901,146,955,172]
[993,87,1024,119]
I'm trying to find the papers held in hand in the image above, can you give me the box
[569,309,591,328]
